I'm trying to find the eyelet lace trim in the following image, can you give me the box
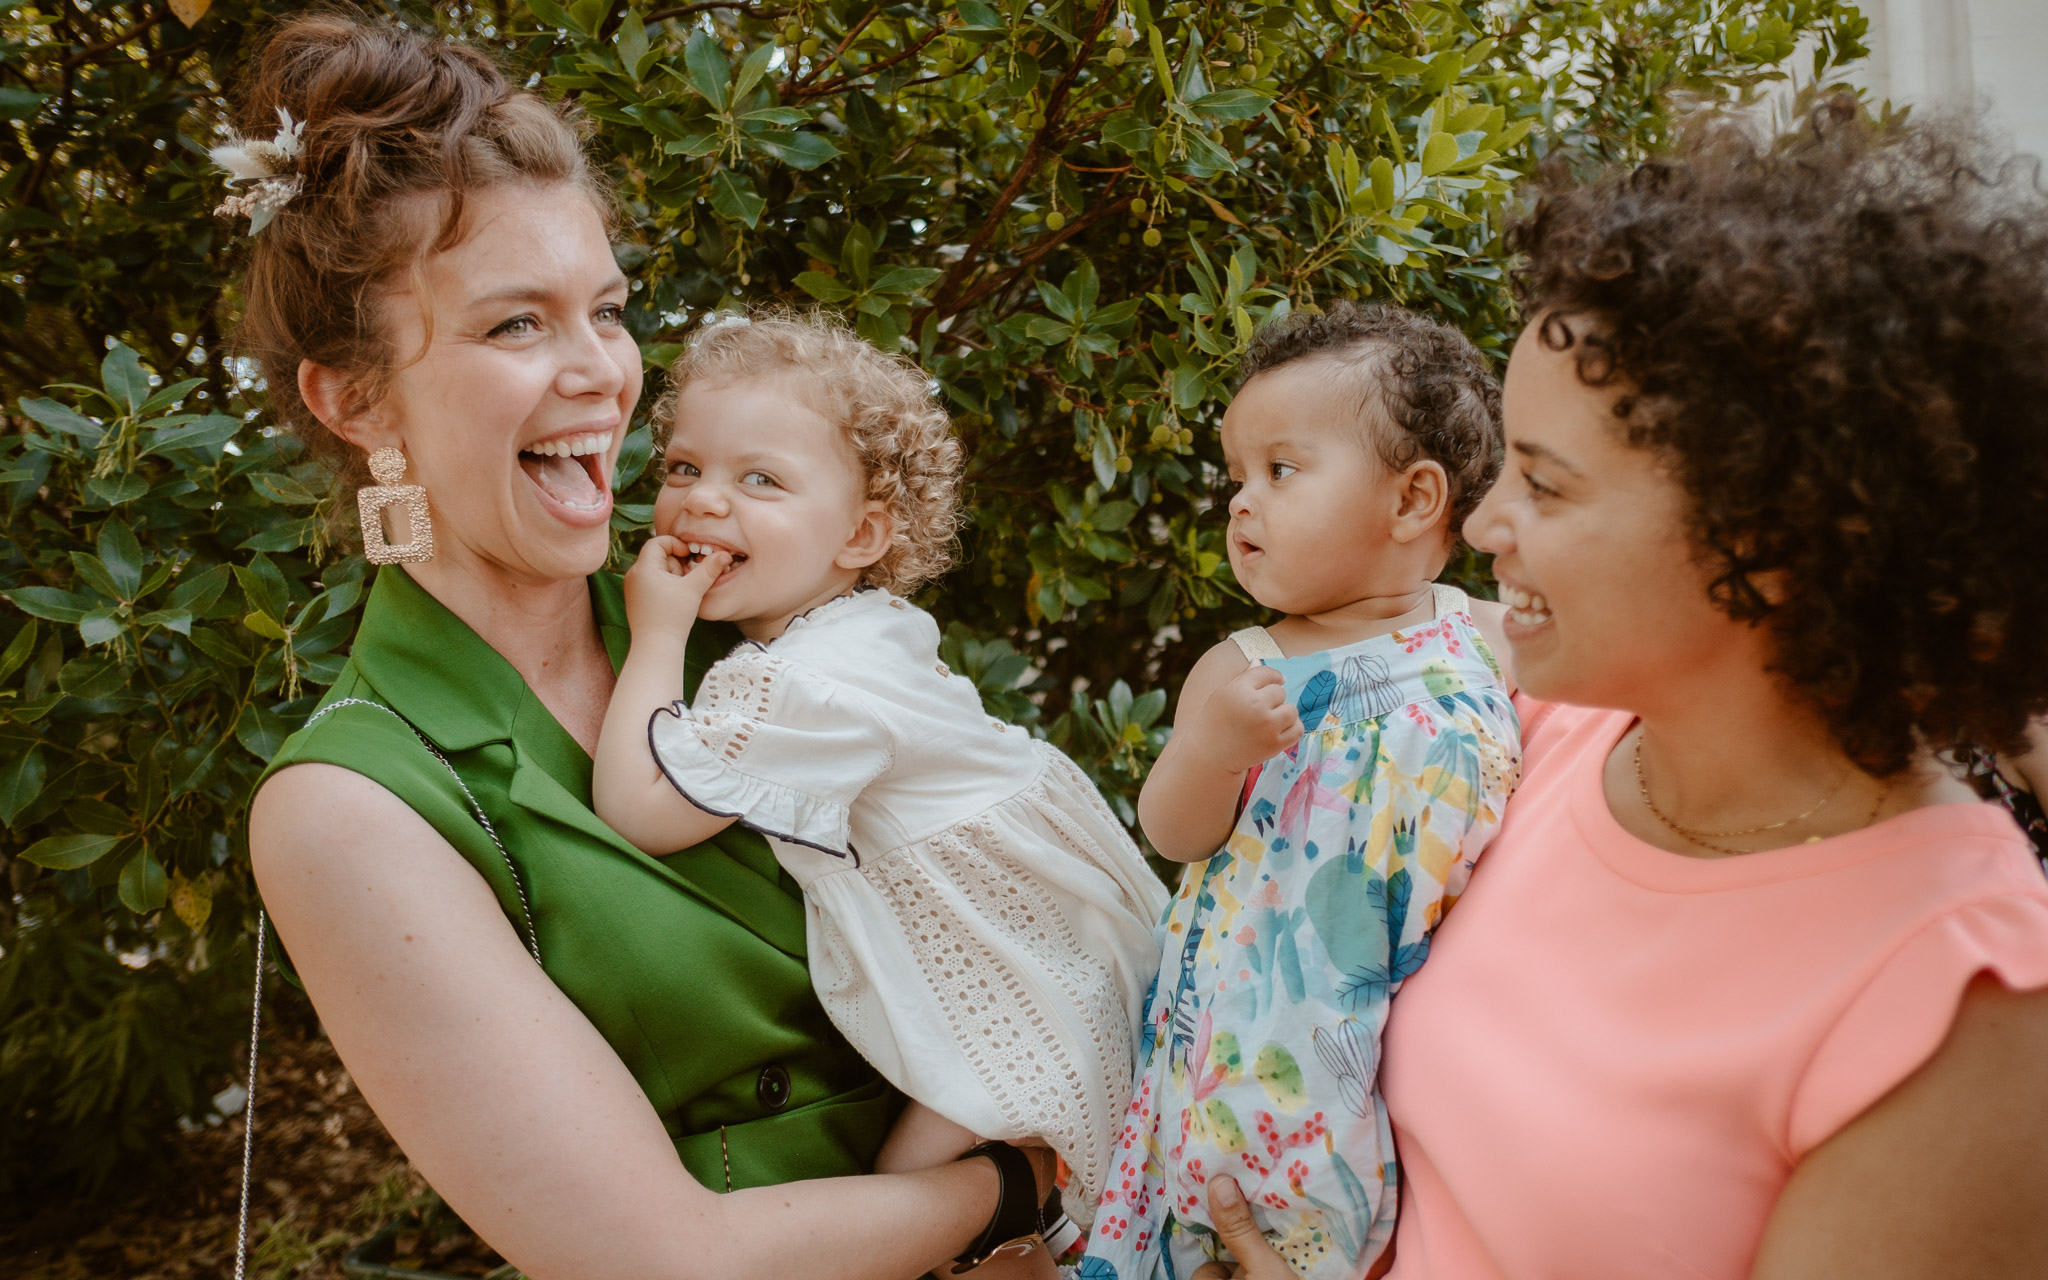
[857,764,1132,1227]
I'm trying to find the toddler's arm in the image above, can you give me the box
[1139,640,1302,862]
[593,538,739,855]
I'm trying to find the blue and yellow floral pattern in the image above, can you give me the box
[1083,603,1519,1279]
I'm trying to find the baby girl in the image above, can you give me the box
[591,311,1168,1264]
[1083,303,1520,1279]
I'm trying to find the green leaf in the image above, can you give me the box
[525,0,577,30]
[239,518,315,552]
[98,519,145,598]
[145,412,243,455]
[747,129,840,170]
[0,87,48,121]
[166,564,232,614]
[731,41,776,103]
[134,608,193,636]
[118,848,170,913]
[18,396,104,442]
[708,170,765,228]
[867,266,943,296]
[956,0,1004,31]
[794,271,858,303]
[1188,89,1271,121]
[684,31,731,111]
[1421,130,1459,177]
[737,107,809,127]
[249,473,322,505]
[0,744,44,825]
[68,552,124,602]
[234,554,291,621]
[1370,155,1395,209]
[20,832,119,870]
[85,472,149,506]
[615,8,649,84]
[663,132,723,158]
[234,702,292,763]
[242,611,289,642]
[1172,364,1208,409]
[101,343,152,413]
[0,618,37,685]
[137,377,207,416]
[5,587,96,623]
[1100,112,1154,155]
[77,608,125,647]
[59,652,129,697]
[169,740,226,796]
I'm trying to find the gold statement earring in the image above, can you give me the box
[357,447,435,564]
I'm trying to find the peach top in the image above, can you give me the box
[1380,702,2048,1280]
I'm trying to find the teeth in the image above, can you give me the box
[521,431,612,457]
[1501,583,1552,628]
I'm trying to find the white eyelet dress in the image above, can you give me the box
[648,590,1170,1223]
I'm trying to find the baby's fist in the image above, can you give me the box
[623,535,728,637]
[1196,664,1303,773]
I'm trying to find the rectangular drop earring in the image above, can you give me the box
[357,446,435,564]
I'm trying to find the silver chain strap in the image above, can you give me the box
[232,909,266,1280]
[232,697,544,1278]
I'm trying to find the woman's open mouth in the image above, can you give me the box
[1500,582,1554,635]
[517,430,613,524]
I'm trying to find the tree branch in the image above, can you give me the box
[788,5,881,93]
[945,178,1128,318]
[644,2,792,19]
[928,0,1117,317]
[792,22,948,102]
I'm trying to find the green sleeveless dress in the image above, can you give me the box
[259,565,899,1190]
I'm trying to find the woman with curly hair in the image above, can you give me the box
[1189,99,2048,1279]
[591,309,1166,1237]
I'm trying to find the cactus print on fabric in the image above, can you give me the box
[1082,595,1519,1280]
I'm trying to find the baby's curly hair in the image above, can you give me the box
[1237,301,1502,531]
[651,309,963,594]
[1510,95,2048,774]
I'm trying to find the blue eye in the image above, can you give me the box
[668,461,700,479]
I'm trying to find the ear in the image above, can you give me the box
[1388,458,1452,546]
[298,360,393,451]
[834,499,896,573]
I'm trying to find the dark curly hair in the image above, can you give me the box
[1510,95,2048,774]
[1238,300,1503,530]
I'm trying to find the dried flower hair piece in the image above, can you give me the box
[211,107,306,235]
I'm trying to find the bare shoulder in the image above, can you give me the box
[1463,597,1518,694]
[1754,976,2048,1278]
[249,762,499,927]
[1177,635,1256,714]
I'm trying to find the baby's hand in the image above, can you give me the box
[1191,664,1302,774]
[623,535,729,639]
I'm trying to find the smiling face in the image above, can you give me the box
[348,183,639,587]
[653,376,890,641]
[1220,361,1421,616]
[1464,317,1763,710]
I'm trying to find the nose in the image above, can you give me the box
[1227,485,1253,520]
[680,479,731,519]
[555,314,632,403]
[1463,480,1510,555]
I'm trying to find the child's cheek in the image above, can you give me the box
[651,482,686,533]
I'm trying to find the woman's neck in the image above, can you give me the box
[1606,646,1977,857]
[403,553,615,752]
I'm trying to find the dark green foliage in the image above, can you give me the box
[0,0,1864,1193]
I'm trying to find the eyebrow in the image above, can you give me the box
[1511,438,1584,478]
[465,274,630,308]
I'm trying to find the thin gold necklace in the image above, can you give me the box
[1633,732,1886,857]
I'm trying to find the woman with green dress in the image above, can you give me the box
[240,15,1053,1278]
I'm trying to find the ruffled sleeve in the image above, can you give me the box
[647,645,892,859]
[1788,893,2048,1157]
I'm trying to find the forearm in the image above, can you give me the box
[1139,735,1247,862]
[593,635,732,853]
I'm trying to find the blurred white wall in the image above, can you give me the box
[1853,0,2048,162]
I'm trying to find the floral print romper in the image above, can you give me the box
[1081,586,1519,1280]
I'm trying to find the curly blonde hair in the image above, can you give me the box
[651,309,964,594]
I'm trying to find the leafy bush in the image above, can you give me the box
[0,0,1865,1193]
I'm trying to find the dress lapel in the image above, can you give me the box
[349,567,808,957]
